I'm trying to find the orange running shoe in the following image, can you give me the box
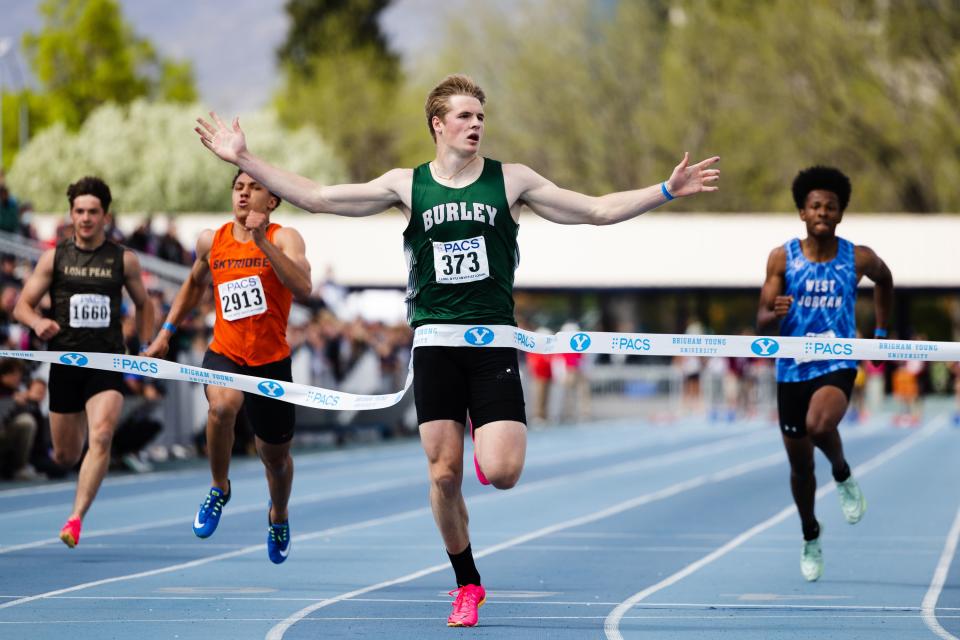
[447,584,486,627]
[59,517,82,548]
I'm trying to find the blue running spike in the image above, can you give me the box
[193,484,230,538]
[267,513,291,564]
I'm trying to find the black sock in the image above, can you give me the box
[802,519,821,542]
[448,543,481,587]
[832,461,851,483]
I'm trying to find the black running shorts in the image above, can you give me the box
[412,346,526,429]
[201,349,296,445]
[777,368,857,439]
[48,363,125,414]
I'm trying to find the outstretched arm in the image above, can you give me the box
[507,152,720,225]
[757,246,791,334]
[195,112,409,216]
[856,245,893,335]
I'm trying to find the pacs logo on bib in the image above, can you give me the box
[69,294,110,328]
[218,275,268,321]
[433,235,490,284]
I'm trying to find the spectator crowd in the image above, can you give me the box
[0,173,958,483]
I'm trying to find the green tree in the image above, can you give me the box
[21,0,197,131]
[155,60,198,104]
[279,0,397,73]
[7,100,343,213]
[419,0,674,198]
[661,0,960,213]
[427,0,960,213]
[1,90,49,174]
[275,0,404,180]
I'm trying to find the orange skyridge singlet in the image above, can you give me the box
[208,221,293,366]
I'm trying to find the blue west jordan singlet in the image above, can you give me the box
[777,237,857,382]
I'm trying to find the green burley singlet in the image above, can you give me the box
[404,158,519,327]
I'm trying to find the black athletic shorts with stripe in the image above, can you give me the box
[202,349,296,445]
[776,368,857,439]
[48,364,125,414]
[413,346,526,429]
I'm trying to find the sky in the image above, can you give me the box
[0,0,449,113]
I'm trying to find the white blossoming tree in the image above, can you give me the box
[8,100,344,213]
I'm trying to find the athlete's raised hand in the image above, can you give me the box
[195,112,247,165]
[664,152,721,198]
[32,318,60,341]
[244,209,269,240]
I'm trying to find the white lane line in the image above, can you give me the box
[0,428,779,613]
[922,502,960,640]
[0,424,759,517]
[0,426,770,555]
[603,414,948,640]
[0,456,428,520]
[5,613,957,625]
[0,587,960,620]
[0,420,728,502]
[0,440,440,501]
[0,455,427,518]
[4,595,955,611]
[0,469,208,499]
[263,451,784,639]
[0,507,432,611]
[0,475,426,555]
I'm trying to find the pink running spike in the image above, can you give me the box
[59,517,82,549]
[447,584,486,627]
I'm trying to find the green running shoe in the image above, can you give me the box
[800,536,824,582]
[836,476,866,524]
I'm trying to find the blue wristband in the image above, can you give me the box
[161,321,177,334]
[873,328,888,338]
[661,181,675,201]
[139,344,149,353]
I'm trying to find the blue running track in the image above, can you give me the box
[1,409,959,639]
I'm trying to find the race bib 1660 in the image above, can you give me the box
[69,294,110,328]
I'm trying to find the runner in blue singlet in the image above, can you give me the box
[757,166,893,582]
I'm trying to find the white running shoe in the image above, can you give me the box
[800,536,824,582]
[836,476,866,524]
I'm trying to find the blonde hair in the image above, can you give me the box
[424,74,486,142]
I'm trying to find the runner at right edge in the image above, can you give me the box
[757,166,894,582]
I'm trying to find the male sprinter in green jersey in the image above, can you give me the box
[14,176,154,547]
[196,74,720,627]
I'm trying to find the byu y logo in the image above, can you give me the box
[258,380,286,398]
[570,333,592,352]
[750,338,780,356]
[59,353,89,367]
[464,326,494,346]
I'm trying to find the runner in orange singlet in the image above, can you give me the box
[145,170,311,563]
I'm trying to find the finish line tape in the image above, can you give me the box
[1,325,954,411]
